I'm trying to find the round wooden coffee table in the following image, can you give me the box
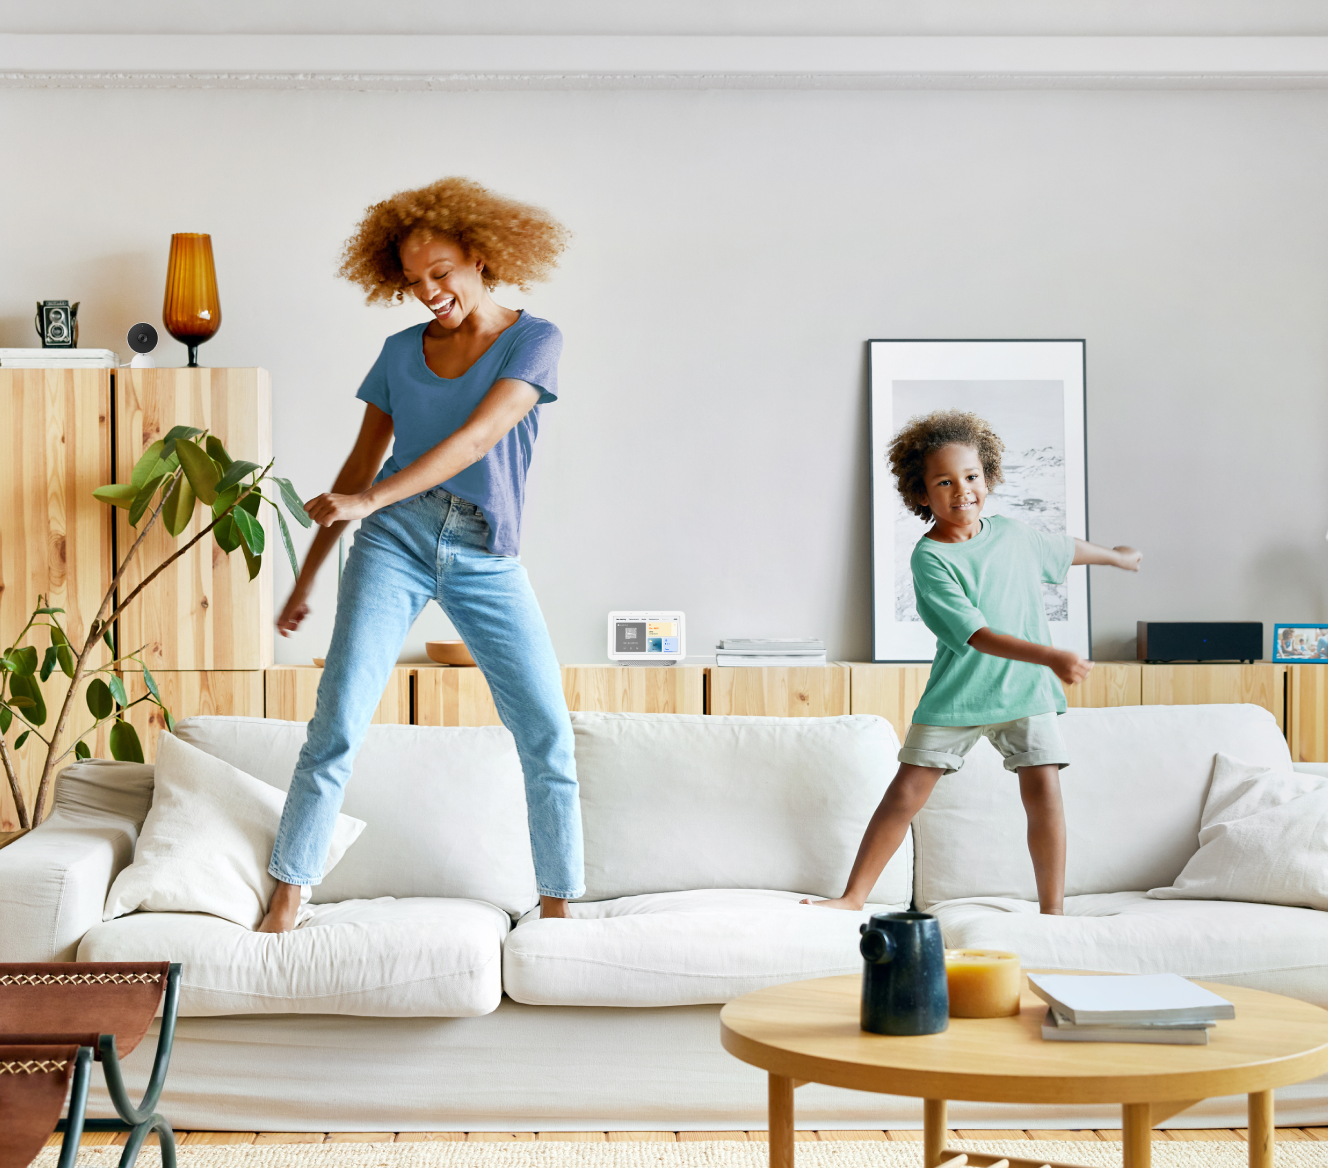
[720,972,1328,1168]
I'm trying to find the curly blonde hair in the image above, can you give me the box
[888,409,1005,521]
[338,177,569,303]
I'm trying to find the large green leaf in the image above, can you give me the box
[109,719,144,763]
[160,425,204,458]
[205,435,233,470]
[10,674,46,726]
[233,507,265,556]
[93,484,139,510]
[14,730,29,750]
[86,677,114,718]
[211,484,239,518]
[175,438,221,505]
[107,674,128,710]
[274,506,300,580]
[48,624,67,647]
[57,645,75,678]
[33,606,65,616]
[162,475,197,537]
[74,740,90,760]
[102,628,116,655]
[141,663,161,703]
[6,647,38,677]
[130,439,167,488]
[241,543,262,582]
[128,474,169,526]
[40,646,57,682]
[0,706,10,733]
[212,514,241,553]
[272,477,313,528]
[215,460,263,495]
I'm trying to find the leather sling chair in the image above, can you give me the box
[0,962,182,1168]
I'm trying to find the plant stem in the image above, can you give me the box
[0,731,28,831]
[30,472,180,826]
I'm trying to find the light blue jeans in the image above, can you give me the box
[268,486,585,900]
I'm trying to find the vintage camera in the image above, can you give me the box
[35,300,79,348]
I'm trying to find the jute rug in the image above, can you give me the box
[31,1141,1328,1168]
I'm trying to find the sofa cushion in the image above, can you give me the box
[103,733,365,930]
[502,888,897,1007]
[1148,752,1328,911]
[932,891,1328,1007]
[912,704,1294,908]
[571,712,911,906]
[78,897,508,1017]
[174,717,538,916]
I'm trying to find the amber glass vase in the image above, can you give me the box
[163,233,221,367]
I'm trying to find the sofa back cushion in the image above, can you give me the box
[175,717,537,915]
[571,712,911,906]
[912,703,1294,908]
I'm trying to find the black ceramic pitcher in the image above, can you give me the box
[859,911,949,1035]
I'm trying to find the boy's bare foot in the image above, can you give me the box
[539,895,570,919]
[800,895,866,910]
[256,880,302,933]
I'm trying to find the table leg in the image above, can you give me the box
[924,1099,947,1168]
[1248,1090,1274,1168]
[768,1074,795,1168]
[1122,1103,1151,1168]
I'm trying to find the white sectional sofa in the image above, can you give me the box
[1,703,1325,1132]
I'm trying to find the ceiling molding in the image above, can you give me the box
[4,34,1328,90]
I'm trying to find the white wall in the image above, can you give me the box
[4,80,1327,664]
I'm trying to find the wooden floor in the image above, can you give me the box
[46,1128,1328,1146]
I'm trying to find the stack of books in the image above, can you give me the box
[1030,973,1235,1045]
[714,638,827,667]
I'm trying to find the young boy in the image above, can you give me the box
[810,409,1141,915]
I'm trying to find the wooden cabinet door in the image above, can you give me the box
[0,369,113,827]
[115,368,273,671]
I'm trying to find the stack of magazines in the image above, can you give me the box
[714,638,826,667]
[1029,973,1235,1045]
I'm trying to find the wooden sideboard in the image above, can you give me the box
[4,659,1325,827]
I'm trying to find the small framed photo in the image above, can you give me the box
[869,339,1089,662]
[1273,624,1328,662]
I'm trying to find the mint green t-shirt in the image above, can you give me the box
[910,515,1075,727]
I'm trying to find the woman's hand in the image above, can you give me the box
[276,586,312,638]
[305,491,377,527]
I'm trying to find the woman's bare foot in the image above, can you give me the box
[801,895,866,910]
[256,881,303,933]
[539,896,570,919]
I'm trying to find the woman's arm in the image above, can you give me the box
[276,404,394,636]
[1073,538,1142,571]
[304,378,542,527]
[968,627,1094,686]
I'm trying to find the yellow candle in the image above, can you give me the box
[945,949,1022,1018]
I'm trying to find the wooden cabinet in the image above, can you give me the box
[1288,665,1328,762]
[115,368,273,671]
[1140,663,1285,730]
[414,665,501,727]
[562,665,704,716]
[123,670,265,762]
[0,368,114,827]
[1062,662,1142,709]
[707,665,849,717]
[264,665,410,726]
[848,664,931,740]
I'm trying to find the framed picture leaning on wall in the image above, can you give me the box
[869,339,1089,662]
[1273,624,1328,662]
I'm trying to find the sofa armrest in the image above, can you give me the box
[0,759,154,961]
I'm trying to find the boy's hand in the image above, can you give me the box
[1113,546,1143,572]
[1052,650,1094,686]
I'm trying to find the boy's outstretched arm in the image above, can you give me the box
[1073,538,1142,571]
[968,627,1093,686]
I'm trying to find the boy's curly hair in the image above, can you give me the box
[338,177,569,303]
[888,409,1005,521]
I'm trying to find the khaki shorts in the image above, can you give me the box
[899,712,1069,775]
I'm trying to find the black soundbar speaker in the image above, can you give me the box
[1136,622,1263,663]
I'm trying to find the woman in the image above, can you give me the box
[258,178,583,932]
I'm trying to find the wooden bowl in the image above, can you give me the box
[426,640,476,667]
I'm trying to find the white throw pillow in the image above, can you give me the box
[1147,752,1328,910]
[104,732,366,929]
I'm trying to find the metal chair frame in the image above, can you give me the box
[52,962,182,1168]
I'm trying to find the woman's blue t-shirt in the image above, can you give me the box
[355,311,562,556]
